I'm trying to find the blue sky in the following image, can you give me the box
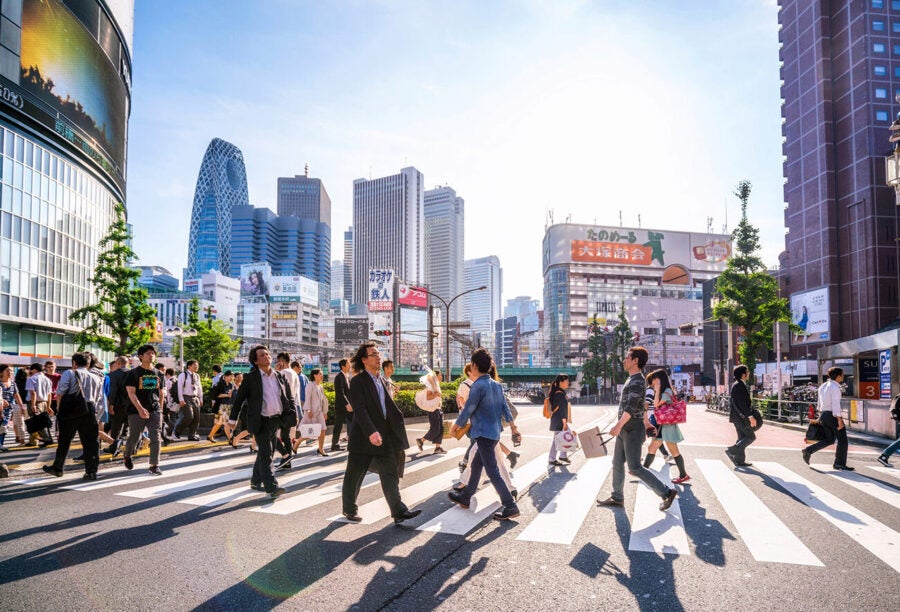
[126,0,784,302]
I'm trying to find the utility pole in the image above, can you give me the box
[657,318,668,370]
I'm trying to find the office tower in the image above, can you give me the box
[186,138,250,278]
[331,260,344,300]
[424,186,465,322]
[277,174,331,225]
[343,227,353,302]
[504,296,541,333]
[0,0,134,359]
[778,1,900,345]
[463,256,503,351]
[352,168,424,306]
[494,316,518,367]
[134,266,180,293]
[230,205,331,292]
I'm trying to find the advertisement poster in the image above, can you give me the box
[398,283,428,308]
[368,269,394,312]
[880,349,892,399]
[334,317,369,343]
[240,263,271,300]
[269,275,318,306]
[790,287,830,345]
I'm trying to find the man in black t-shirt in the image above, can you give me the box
[123,345,165,475]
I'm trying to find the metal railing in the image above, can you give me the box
[706,393,816,426]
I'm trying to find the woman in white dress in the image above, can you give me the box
[299,368,329,457]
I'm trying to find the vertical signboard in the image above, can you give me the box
[858,356,880,400]
[879,349,892,399]
[367,269,394,312]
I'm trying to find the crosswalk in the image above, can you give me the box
[8,445,900,573]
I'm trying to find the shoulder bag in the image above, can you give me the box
[58,372,90,420]
[654,398,687,425]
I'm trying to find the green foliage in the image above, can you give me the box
[320,380,460,423]
[713,181,792,379]
[582,302,635,389]
[182,318,241,378]
[70,202,156,354]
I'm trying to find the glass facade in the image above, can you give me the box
[0,121,117,359]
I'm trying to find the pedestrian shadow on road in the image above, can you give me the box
[676,485,734,567]
[743,467,863,525]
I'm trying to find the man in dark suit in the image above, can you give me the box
[341,342,420,524]
[104,355,130,455]
[726,364,757,467]
[229,345,297,498]
[331,358,352,452]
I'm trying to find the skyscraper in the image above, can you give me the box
[277,174,331,225]
[331,260,344,300]
[186,138,250,278]
[352,168,425,306]
[424,186,465,322]
[778,1,899,346]
[343,227,354,303]
[463,256,503,351]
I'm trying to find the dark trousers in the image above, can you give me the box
[342,446,408,517]
[806,412,848,466]
[107,405,128,439]
[728,420,757,464]
[331,408,350,449]
[252,416,282,492]
[424,409,443,444]
[275,422,293,456]
[459,437,516,510]
[52,412,99,474]
[174,397,200,437]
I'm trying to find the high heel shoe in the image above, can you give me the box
[206,436,215,443]
[316,449,329,457]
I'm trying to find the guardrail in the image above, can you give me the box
[706,394,816,426]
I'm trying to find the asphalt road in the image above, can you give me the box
[0,403,897,612]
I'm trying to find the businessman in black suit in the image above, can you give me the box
[341,342,420,524]
[726,364,757,468]
[331,358,352,452]
[229,345,297,498]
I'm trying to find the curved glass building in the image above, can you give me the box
[0,0,134,364]
[186,138,249,278]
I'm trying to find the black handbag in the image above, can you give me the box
[24,411,52,434]
[58,372,90,420]
[805,422,826,441]
[750,408,764,431]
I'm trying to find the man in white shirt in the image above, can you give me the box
[274,352,300,469]
[803,367,853,470]
[25,363,53,446]
[172,360,203,441]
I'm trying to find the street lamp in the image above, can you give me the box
[886,99,900,205]
[420,285,487,380]
[165,326,197,370]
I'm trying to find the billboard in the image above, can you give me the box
[270,275,318,306]
[790,287,829,345]
[240,263,271,300]
[335,317,369,342]
[398,283,428,308]
[0,0,132,195]
[368,269,394,312]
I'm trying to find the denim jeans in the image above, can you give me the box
[882,436,900,459]
[610,426,670,502]
[460,437,517,509]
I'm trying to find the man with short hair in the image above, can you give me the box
[104,356,130,455]
[291,361,308,405]
[274,352,300,470]
[173,360,202,441]
[726,365,756,467]
[331,358,352,452]
[210,364,223,387]
[803,367,853,470]
[123,345,165,475]
[25,363,53,446]
[382,360,397,399]
[44,361,61,404]
[597,346,678,512]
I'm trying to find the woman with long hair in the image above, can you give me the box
[0,364,24,451]
[644,369,690,484]
[298,368,329,456]
[547,374,571,467]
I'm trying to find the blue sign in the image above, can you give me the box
[330,362,341,373]
[672,365,682,373]
[879,349,892,399]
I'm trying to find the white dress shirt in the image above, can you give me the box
[817,379,842,416]
[178,371,202,402]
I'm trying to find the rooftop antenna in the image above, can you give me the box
[723,197,728,234]
[638,214,641,228]
[707,216,713,234]
[304,162,309,177]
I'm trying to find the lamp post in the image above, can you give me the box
[886,98,900,205]
[165,326,197,370]
[421,285,487,380]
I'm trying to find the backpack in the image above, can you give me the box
[168,377,180,405]
[543,392,560,419]
[892,394,900,421]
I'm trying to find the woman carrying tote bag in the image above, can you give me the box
[643,369,690,484]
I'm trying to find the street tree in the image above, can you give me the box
[581,302,636,395]
[70,202,156,354]
[182,297,241,377]
[713,180,791,379]
[611,302,636,382]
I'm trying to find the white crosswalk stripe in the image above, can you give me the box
[628,459,690,556]
[695,459,822,566]
[812,464,900,511]
[865,465,900,481]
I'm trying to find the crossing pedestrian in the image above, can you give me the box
[104,356,130,455]
[122,345,165,476]
[207,371,235,442]
[416,369,446,455]
[331,358,352,452]
[876,396,899,467]
[341,342,420,524]
[88,353,115,449]
[299,368,329,456]
[274,353,300,468]
[25,363,53,446]
[803,367,854,471]
[172,360,202,441]
[597,346,678,512]
[546,374,571,467]
[643,369,690,484]
[0,364,24,451]
[726,365,756,468]
[228,345,297,498]
[382,360,397,399]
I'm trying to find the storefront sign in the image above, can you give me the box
[368,269,394,312]
[880,349,892,399]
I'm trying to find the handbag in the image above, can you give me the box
[25,411,52,434]
[578,427,611,458]
[554,428,579,453]
[804,421,826,442]
[58,372,90,420]
[298,423,322,438]
[654,399,687,425]
[450,422,471,440]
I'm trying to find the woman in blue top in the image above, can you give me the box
[644,369,690,484]
[547,374,571,467]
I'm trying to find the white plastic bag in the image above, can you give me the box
[298,423,322,438]
[554,429,579,453]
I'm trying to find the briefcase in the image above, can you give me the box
[578,426,611,458]
[25,411,52,434]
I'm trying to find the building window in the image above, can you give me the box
[873,0,883,8]
[876,65,888,76]
[894,22,900,32]
[875,42,886,53]
[893,0,900,9]
[875,20,886,30]
[876,87,888,98]
[877,110,890,122]
[895,67,900,77]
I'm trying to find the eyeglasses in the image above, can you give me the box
[365,352,381,358]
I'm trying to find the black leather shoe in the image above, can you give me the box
[833,465,855,471]
[42,465,63,477]
[493,506,520,521]
[447,491,470,509]
[83,472,97,481]
[597,496,624,507]
[250,482,265,491]
[659,488,678,511]
[736,462,753,467]
[801,451,811,465]
[267,487,285,499]
[342,512,363,523]
[74,454,84,461]
[393,509,422,524]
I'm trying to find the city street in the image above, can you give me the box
[0,403,897,612]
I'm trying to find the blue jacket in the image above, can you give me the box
[455,375,512,441]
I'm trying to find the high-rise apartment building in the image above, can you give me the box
[277,174,331,225]
[343,227,353,303]
[331,260,344,300]
[186,138,250,278]
[778,1,900,347]
[352,168,424,306]
[463,256,503,351]
[424,186,465,322]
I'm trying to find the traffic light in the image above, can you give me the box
[374,330,392,336]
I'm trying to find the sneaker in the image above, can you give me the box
[148,466,163,476]
[276,455,292,471]
[659,488,677,511]
[433,447,447,455]
[877,455,893,467]
[188,436,201,442]
[123,455,133,470]
[493,506,520,521]
[508,452,519,470]
[170,433,182,441]
[672,474,691,484]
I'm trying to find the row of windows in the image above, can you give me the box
[873,0,900,10]
[0,324,80,359]
[872,20,900,32]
